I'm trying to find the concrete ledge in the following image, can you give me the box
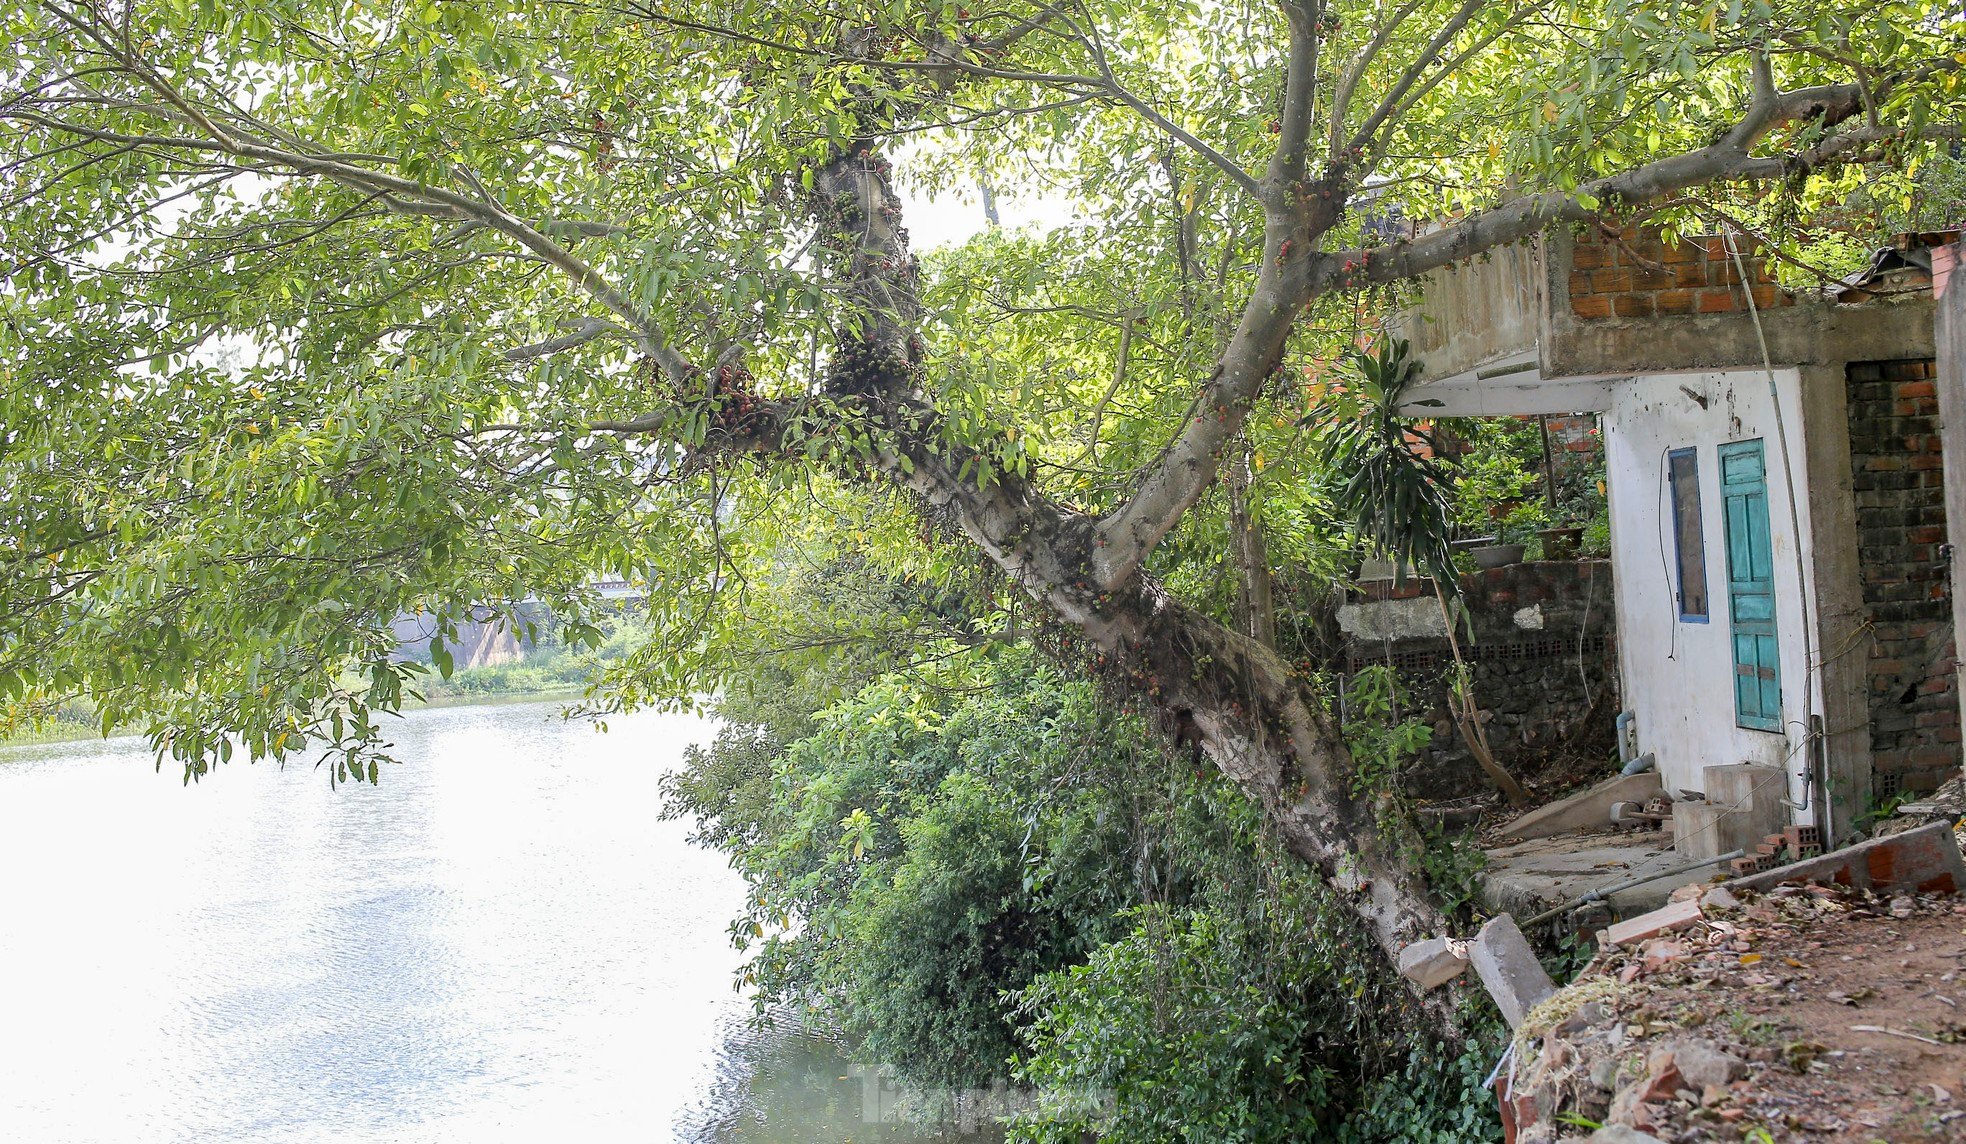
[1722,820,1966,895]
[1499,772,1663,842]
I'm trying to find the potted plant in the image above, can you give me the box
[1471,503,1544,568]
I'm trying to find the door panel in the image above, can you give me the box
[1719,439,1783,733]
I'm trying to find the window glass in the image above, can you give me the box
[1668,448,1709,620]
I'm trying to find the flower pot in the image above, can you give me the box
[1537,526,1585,560]
[1469,543,1525,570]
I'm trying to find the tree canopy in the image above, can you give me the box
[3,0,1959,963]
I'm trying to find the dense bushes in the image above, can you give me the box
[663,648,1503,1138]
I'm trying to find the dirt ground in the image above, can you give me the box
[1513,883,1966,1142]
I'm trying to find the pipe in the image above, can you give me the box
[1521,849,1746,928]
[1621,751,1657,777]
[1615,711,1637,764]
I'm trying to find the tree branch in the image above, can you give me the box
[1268,0,1322,186]
[1079,19,1262,200]
[1095,69,1879,590]
[10,111,693,381]
[503,317,635,363]
[1329,78,1870,288]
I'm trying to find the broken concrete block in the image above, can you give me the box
[1600,898,1703,947]
[1470,913,1556,1029]
[1499,772,1663,841]
[1397,936,1470,990]
[1723,820,1966,896]
[1699,885,1741,912]
[1665,1038,1746,1090]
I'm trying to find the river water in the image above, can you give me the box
[0,701,982,1143]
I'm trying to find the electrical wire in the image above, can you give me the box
[1723,232,1826,835]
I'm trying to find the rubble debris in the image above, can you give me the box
[1398,936,1472,990]
[1497,881,1966,1142]
[1700,885,1741,912]
[1876,774,1966,836]
[1724,819,1966,896]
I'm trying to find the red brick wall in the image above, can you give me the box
[1847,358,1961,792]
[1568,225,1796,321]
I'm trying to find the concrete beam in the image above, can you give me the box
[1396,373,1617,416]
[1470,913,1557,1029]
[1497,771,1663,842]
[1796,360,1873,842]
[1937,243,1966,772]
[1600,898,1703,947]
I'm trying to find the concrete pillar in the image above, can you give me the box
[1469,914,1557,1029]
[1936,244,1966,774]
[1798,360,1872,839]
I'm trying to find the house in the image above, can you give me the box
[1396,224,1960,850]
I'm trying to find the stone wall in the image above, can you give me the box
[1847,357,1961,795]
[1340,560,1620,800]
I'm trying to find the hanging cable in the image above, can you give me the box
[1723,232,1826,836]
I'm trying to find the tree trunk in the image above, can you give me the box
[807,131,1452,1000]
[1072,579,1452,976]
[1226,448,1277,650]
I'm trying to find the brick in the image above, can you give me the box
[1672,261,1710,287]
[1592,267,1634,292]
[1612,293,1655,318]
[1572,294,1613,320]
[1570,270,1596,296]
[1572,242,1611,270]
[1696,289,1736,313]
[1632,264,1675,288]
[1653,288,1697,314]
[1660,240,1701,264]
[1602,898,1704,947]
[1749,285,1786,309]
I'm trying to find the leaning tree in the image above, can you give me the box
[2,0,1958,974]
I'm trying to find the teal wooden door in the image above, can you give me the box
[1718,440,1782,732]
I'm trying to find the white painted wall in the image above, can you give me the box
[1604,368,1821,824]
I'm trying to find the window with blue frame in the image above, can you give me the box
[1666,448,1709,621]
[1718,439,1782,733]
